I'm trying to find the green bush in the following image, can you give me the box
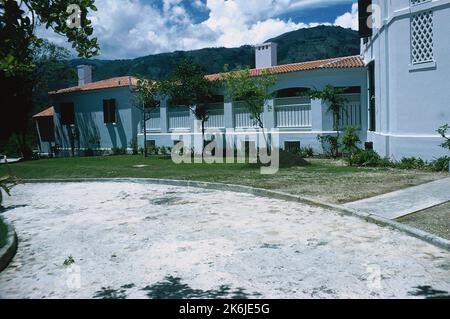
[160,146,168,156]
[341,127,361,155]
[430,156,450,172]
[300,146,314,158]
[396,157,428,170]
[317,135,339,158]
[111,147,127,156]
[348,149,388,167]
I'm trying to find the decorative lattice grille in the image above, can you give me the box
[410,0,431,6]
[411,11,434,64]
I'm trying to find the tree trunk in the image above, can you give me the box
[143,108,148,158]
[201,120,205,161]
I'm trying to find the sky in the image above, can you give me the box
[38,0,359,60]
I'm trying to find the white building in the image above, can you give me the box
[37,1,449,160]
[360,0,450,160]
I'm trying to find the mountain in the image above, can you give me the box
[70,25,360,81]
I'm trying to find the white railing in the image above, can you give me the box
[275,97,311,128]
[169,107,191,130]
[148,108,160,130]
[234,102,263,128]
[204,103,225,129]
[339,94,361,129]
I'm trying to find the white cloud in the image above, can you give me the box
[37,0,356,59]
[334,2,358,30]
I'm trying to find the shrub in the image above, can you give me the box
[299,147,314,158]
[396,157,428,170]
[348,149,388,167]
[430,156,450,172]
[111,147,127,156]
[341,127,361,155]
[160,146,168,156]
[317,135,339,158]
[147,145,156,155]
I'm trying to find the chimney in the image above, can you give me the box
[255,43,278,69]
[77,65,92,86]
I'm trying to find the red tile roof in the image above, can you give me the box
[33,106,54,118]
[206,55,364,81]
[49,76,138,95]
[49,56,363,95]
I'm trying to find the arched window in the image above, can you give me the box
[274,88,312,128]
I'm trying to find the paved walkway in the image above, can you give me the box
[343,177,450,220]
[1,182,450,298]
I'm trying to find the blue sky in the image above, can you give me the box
[39,0,359,60]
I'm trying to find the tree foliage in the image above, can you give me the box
[161,59,219,157]
[438,124,450,151]
[0,0,99,156]
[303,85,349,158]
[221,66,277,148]
[306,85,348,131]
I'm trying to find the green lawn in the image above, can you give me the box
[0,155,448,204]
[0,219,7,249]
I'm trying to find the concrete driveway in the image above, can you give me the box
[0,182,449,299]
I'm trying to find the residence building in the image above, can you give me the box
[34,0,450,160]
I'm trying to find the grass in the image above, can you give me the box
[0,155,447,204]
[0,218,8,249]
[397,201,450,240]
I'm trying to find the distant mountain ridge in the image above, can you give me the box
[70,26,360,82]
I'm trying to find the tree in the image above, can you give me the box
[134,77,161,157]
[32,40,76,111]
[438,124,450,151]
[303,85,349,158]
[0,0,99,157]
[161,59,219,160]
[221,66,277,150]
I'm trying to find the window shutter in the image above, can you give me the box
[358,0,373,38]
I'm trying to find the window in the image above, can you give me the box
[411,11,434,64]
[103,99,116,124]
[60,102,75,125]
[285,141,301,153]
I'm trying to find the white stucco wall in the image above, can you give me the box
[52,86,140,155]
[138,67,368,153]
[362,0,450,160]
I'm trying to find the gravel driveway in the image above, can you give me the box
[0,182,449,299]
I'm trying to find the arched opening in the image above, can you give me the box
[336,86,362,130]
[274,87,312,129]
